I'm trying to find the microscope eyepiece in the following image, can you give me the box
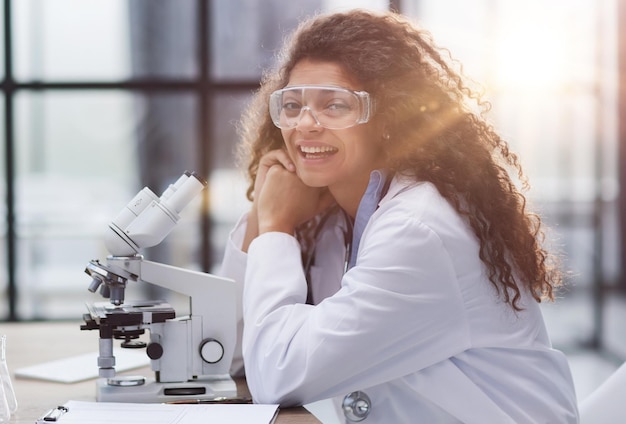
[103,171,206,256]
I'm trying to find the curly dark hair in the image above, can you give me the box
[236,9,562,310]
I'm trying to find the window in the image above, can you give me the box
[1,0,623,362]
[407,0,623,355]
[1,0,388,320]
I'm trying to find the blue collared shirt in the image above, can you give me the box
[347,170,389,270]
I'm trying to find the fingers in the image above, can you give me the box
[259,149,295,172]
[256,165,334,234]
[253,149,296,208]
[251,149,336,236]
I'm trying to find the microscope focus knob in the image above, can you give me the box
[146,342,164,360]
[199,339,224,364]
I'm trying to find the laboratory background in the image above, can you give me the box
[0,0,624,408]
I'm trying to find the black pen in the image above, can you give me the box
[165,396,253,404]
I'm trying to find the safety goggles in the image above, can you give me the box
[269,85,373,130]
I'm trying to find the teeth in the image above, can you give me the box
[300,145,336,154]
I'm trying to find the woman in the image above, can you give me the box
[220,9,579,423]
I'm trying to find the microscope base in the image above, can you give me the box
[95,376,238,403]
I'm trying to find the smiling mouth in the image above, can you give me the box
[299,145,338,159]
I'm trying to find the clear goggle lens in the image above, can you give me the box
[269,85,373,130]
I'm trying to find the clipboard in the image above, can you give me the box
[36,400,280,424]
[37,405,69,422]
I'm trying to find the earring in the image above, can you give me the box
[383,133,390,141]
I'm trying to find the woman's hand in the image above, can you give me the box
[257,164,333,234]
[242,149,333,251]
[253,149,296,203]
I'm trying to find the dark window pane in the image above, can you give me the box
[211,91,251,169]
[13,0,198,81]
[209,91,254,265]
[128,0,198,79]
[14,91,201,319]
[210,0,322,81]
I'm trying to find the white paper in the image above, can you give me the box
[38,400,279,424]
[15,349,149,383]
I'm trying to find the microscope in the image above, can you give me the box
[81,171,237,403]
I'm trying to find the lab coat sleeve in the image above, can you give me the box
[217,213,249,377]
[242,210,472,406]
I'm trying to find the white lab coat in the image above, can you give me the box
[220,176,579,423]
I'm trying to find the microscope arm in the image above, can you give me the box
[107,256,237,380]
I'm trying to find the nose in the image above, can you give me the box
[295,106,322,129]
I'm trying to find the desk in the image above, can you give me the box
[2,321,320,423]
